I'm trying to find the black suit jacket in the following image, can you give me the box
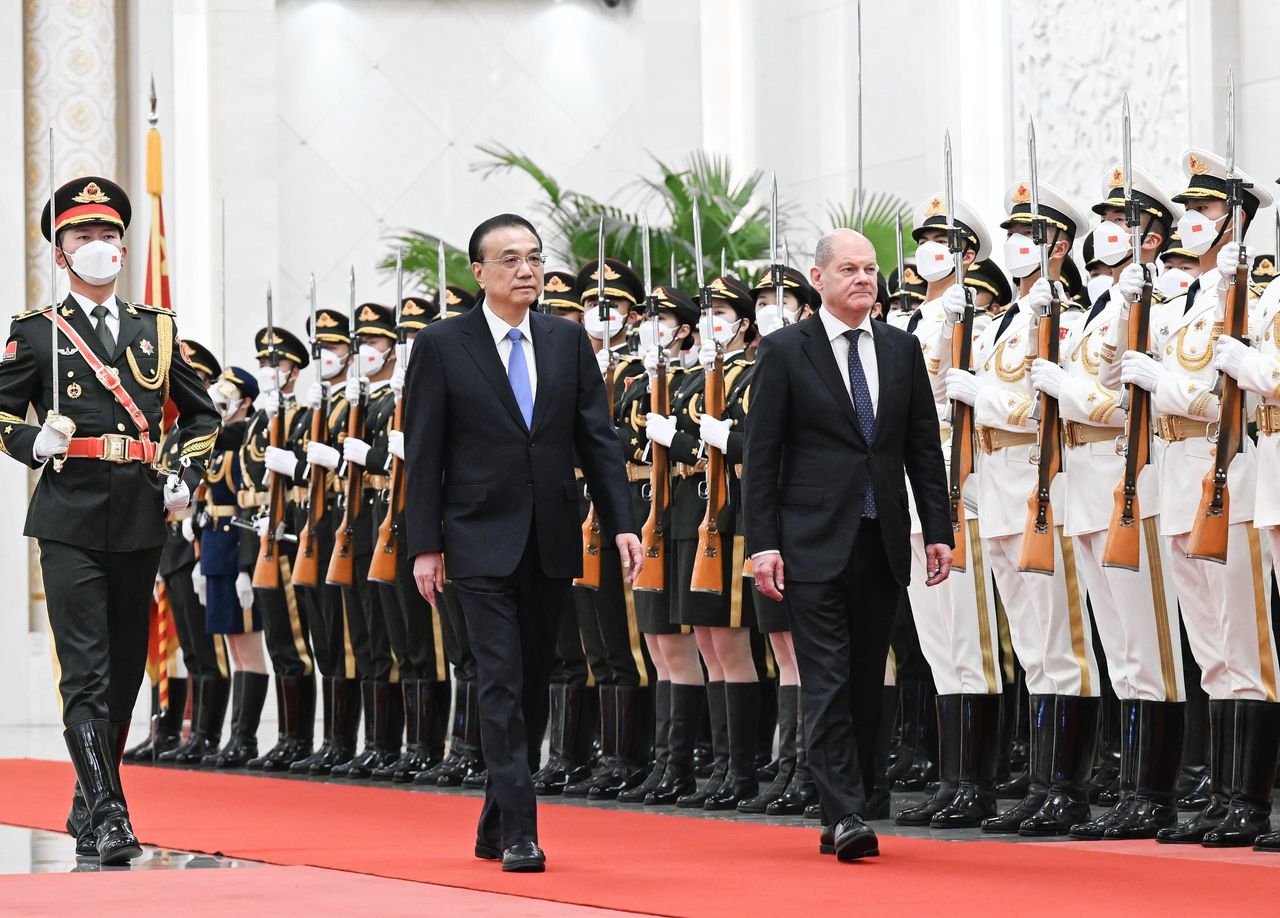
[742,310,951,585]
[403,304,635,580]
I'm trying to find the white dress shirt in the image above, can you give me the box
[71,291,119,342]
[483,300,538,401]
[819,306,879,411]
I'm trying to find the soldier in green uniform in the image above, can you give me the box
[542,270,583,323]
[0,175,219,863]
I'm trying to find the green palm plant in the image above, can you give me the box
[827,191,916,270]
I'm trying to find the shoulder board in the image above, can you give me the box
[13,306,52,321]
[1150,288,1169,305]
[128,303,171,314]
[1251,283,1267,300]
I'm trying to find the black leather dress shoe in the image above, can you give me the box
[502,841,546,872]
[833,815,879,861]
[474,840,501,860]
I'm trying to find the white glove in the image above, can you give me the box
[181,516,196,543]
[264,445,297,478]
[1116,263,1144,311]
[1217,242,1248,282]
[390,363,407,397]
[941,284,968,325]
[643,345,661,379]
[698,341,718,372]
[253,515,269,538]
[1026,277,1053,313]
[945,368,981,406]
[235,571,253,610]
[1212,335,1254,380]
[699,415,732,452]
[191,567,206,606]
[261,394,279,419]
[304,382,325,411]
[645,413,678,447]
[344,376,366,404]
[32,420,71,461]
[307,440,340,469]
[1120,350,1163,392]
[596,347,611,378]
[164,473,191,513]
[388,429,404,461]
[343,436,371,466]
[1029,358,1067,399]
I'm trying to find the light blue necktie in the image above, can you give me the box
[507,327,534,428]
[843,329,877,518]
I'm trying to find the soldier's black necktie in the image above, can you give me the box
[91,303,115,353]
[843,328,877,518]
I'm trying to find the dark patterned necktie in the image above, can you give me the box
[843,329,877,518]
[91,303,115,353]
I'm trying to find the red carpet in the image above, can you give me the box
[2,758,1278,917]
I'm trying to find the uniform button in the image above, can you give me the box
[528,439,534,447]
[67,370,73,377]
[117,423,126,432]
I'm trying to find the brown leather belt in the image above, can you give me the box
[626,464,651,483]
[237,490,267,509]
[1155,414,1210,442]
[1062,421,1119,449]
[675,459,708,478]
[975,426,1037,455]
[65,435,158,464]
[206,505,238,520]
[1258,405,1280,436]
[365,474,390,491]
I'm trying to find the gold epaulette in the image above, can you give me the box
[13,306,52,321]
[128,303,172,314]
[1251,283,1267,300]
[1151,287,1169,305]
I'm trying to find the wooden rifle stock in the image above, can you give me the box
[251,409,286,589]
[326,388,366,586]
[691,351,726,594]
[292,386,330,588]
[635,363,670,592]
[369,397,404,584]
[1018,290,1062,574]
[1187,259,1249,562]
[1102,274,1153,570]
[948,298,976,572]
[574,352,615,589]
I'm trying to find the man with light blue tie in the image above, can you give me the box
[403,214,643,872]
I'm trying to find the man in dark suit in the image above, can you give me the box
[744,228,952,861]
[404,214,642,872]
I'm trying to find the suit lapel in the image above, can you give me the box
[111,297,143,363]
[870,323,893,442]
[800,314,861,439]
[529,311,556,435]
[459,303,530,433]
[59,294,113,363]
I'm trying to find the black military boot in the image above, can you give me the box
[1090,687,1122,805]
[619,681,671,804]
[767,691,819,816]
[704,681,761,810]
[564,685,616,797]
[374,680,433,781]
[159,674,229,765]
[755,677,779,783]
[1102,700,1185,839]
[123,679,187,763]
[997,673,1031,798]
[1159,698,1236,843]
[893,680,937,791]
[334,681,402,779]
[589,684,650,800]
[310,677,361,775]
[739,684,799,814]
[1071,698,1138,839]
[204,671,270,768]
[882,682,907,785]
[292,675,336,774]
[68,722,129,857]
[247,674,317,771]
[533,683,593,795]
[1203,700,1280,847]
[678,682,728,808]
[646,682,702,805]
[897,694,962,826]
[1020,695,1100,836]
[436,679,485,787]
[65,720,142,865]
[982,694,1052,833]
[932,693,1002,828]
[386,680,447,782]
[1176,689,1210,808]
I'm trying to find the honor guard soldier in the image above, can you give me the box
[886,263,926,329]
[564,257,655,800]
[1116,149,1280,848]
[0,175,219,863]
[944,179,1102,837]
[196,367,270,768]
[963,259,1014,321]
[1252,254,1277,292]
[243,326,317,771]
[542,270,583,323]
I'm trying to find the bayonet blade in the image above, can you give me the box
[770,172,779,267]
[348,266,356,328]
[266,283,276,366]
[394,245,404,346]
[670,252,677,288]
[1121,94,1134,202]
[641,217,652,296]
[49,126,58,419]
[855,0,864,232]
[437,240,447,320]
[692,198,706,289]
[596,215,607,315]
[720,248,727,278]
[895,212,905,287]
[1226,66,1236,177]
[309,271,318,361]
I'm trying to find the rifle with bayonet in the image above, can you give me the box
[327,268,366,586]
[293,273,328,587]
[1018,118,1064,575]
[1103,96,1154,570]
[575,217,611,590]
[370,248,406,584]
[253,284,288,588]
[636,218,668,593]
[944,131,975,573]
[1188,69,1249,563]
[691,199,726,595]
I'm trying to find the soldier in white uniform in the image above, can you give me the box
[893,195,1003,829]
[944,181,1100,837]
[1116,149,1280,848]
[1031,164,1187,840]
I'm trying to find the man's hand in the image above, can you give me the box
[164,473,192,513]
[924,543,953,587]
[753,552,785,602]
[945,368,981,406]
[33,419,71,461]
[645,412,678,447]
[1212,335,1253,380]
[414,552,446,606]
[1116,263,1144,310]
[616,533,644,584]
[699,415,731,452]
[1027,277,1053,313]
[388,429,404,461]
[1120,350,1163,392]
[343,436,371,466]
[1029,358,1067,399]
[307,441,340,469]
[940,283,968,327]
[264,445,297,478]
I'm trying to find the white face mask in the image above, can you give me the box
[255,366,287,395]
[755,304,798,338]
[1091,221,1131,267]
[1086,274,1113,306]
[1156,267,1195,299]
[358,343,389,376]
[705,314,742,347]
[1176,210,1226,256]
[583,307,626,341]
[914,240,954,282]
[67,239,123,285]
[638,320,680,352]
[679,347,699,369]
[318,348,347,380]
[1004,233,1041,279]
